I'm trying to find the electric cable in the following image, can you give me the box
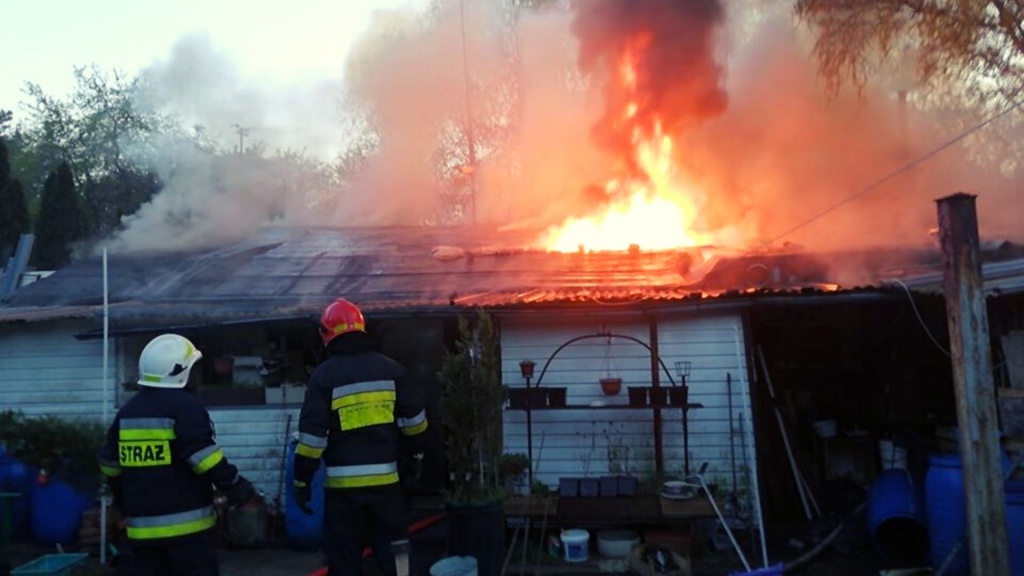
[764,98,1024,246]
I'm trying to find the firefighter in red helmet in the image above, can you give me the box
[294,298,429,576]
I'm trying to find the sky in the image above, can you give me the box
[1,0,429,116]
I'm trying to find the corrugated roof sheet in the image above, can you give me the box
[3,225,1023,327]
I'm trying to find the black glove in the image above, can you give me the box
[293,483,313,515]
[226,476,256,508]
[401,452,424,489]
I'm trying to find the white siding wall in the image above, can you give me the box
[501,311,755,498]
[0,321,114,419]
[209,406,301,502]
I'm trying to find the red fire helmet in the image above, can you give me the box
[319,298,366,346]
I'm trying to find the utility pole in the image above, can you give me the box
[936,192,1010,576]
[232,124,250,154]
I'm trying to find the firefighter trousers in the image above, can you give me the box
[324,484,409,576]
[121,531,219,576]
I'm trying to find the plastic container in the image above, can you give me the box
[0,451,33,542]
[729,564,784,576]
[429,556,478,576]
[596,529,638,558]
[11,552,88,575]
[1007,480,1024,576]
[30,477,93,546]
[879,439,908,470]
[866,469,928,565]
[925,454,969,576]
[560,529,589,562]
[446,501,503,576]
[284,440,325,549]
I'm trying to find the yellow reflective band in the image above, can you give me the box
[331,390,395,410]
[127,514,216,540]
[401,419,429,437]
[119,428,176,441]
[119,441,172,467]
[192,449,223,474]
[295,444,325,459]
[294,480,308,488]
[99,464,122,477]
[338,402,395,431]
[325,471,399,489]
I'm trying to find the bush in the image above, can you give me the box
[0,409,105,491]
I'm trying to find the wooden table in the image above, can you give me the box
[504,494,715,526]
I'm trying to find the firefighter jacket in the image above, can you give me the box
[97,387,241,543]
[293,332,429,491]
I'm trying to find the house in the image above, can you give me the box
[2,224,1022,529]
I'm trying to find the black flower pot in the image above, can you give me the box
[508,388,528,410]
[668,386,689,407]
[547,387,567,408]
[579,478,600,498]
[526,388,547,409]
[648,386,668,407]
[559,477,579,498]
[627,387,647,407]
[599,476,619,497]
[616,475,639,497]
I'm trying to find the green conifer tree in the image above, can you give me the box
[0,138,31,262]
[33,161,87,269]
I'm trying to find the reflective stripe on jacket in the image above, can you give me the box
[294,333,428,491]
[97,388,240,543]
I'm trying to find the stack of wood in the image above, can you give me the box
[76,505,124,547]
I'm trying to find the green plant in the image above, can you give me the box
[499,452,531,492]
[0,409,105,491]
[438,309,506,504]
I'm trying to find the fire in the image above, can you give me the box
[542,120,712,253]
[543,39,712,253]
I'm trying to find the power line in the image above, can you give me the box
[763,98,1024,246]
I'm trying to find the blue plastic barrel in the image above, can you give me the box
[284,440,325,549]
[1007,481,1024,576]
[0,450,34,542]
[926,454,970,576]
[30,476,94,545]
[867,469,928,565]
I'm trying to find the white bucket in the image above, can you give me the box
[560,529,590,562]
[879,439,907,470]
[429,556,478,576]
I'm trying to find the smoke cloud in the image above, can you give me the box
[106,0,1021,255]
[571,0,727,168]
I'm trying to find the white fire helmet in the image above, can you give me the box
[137,334,203,389]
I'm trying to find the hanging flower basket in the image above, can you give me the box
[599,377,622,396]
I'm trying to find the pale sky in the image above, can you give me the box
[1,0,430,114]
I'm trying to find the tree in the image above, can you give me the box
[794,0,1024,106]
[33,161,87,269]
[16,67,180,229]
[0,137,30,262]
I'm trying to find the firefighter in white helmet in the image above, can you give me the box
[97,334,255,576]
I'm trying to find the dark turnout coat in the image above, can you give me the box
[293,333,429,492]
[98,387,241,543]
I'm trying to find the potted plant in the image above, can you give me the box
[438,309,506,576]
[0,410,104,545]
[498,453,531,496]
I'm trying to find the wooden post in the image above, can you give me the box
[649,316,664,476]
[936,192,1010,576]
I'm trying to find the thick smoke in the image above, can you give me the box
[571,0,727,172]
[105,0,1021,255]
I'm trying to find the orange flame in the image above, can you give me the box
[544,38,711,253]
